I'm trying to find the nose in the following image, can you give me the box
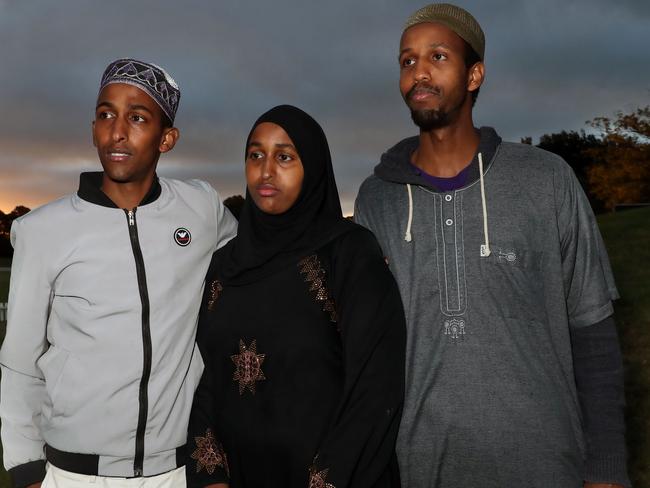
[111,115,128,142]
[414,63,430,83]
[260,157,275,180]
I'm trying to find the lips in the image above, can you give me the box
[407,84,441,102]
[256,184,279,197]
[106,148,132,162]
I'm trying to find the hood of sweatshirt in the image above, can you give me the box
[374,126,502,191]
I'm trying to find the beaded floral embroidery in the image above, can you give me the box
[231,339,266,395]
[191,428,229,476]
[308,465,336,488]
[298,254,338,324]
[207,280,223,311]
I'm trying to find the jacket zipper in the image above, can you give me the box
[125,208,152,477]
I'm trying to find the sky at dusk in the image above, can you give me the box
[0,0,648,214]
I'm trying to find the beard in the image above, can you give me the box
[409,107,452,131]
[405,83,466,131]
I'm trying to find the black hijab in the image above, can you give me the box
[215,105,355,285]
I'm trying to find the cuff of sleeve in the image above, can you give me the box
[186,468,229,488]
[584,452,631,488]
[571,300,614,328]
[9,459,46,488]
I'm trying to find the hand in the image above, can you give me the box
[204,484,228,488]
[26,484,42,488]
[584,483,625,488]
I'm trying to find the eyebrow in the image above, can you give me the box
[96,100,114,111]
[399,42,452,58]
[248,141,297,150]
[95,101,154,115]
[129,104,154,115]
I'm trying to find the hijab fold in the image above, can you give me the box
[216,105,355,285]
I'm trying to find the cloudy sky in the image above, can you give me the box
[0,0,647,214]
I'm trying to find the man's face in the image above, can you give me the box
[399,22,475,130]
[92,83,172,185]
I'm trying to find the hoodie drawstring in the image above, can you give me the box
[404,183,413,242]
[478,152,491,257]
[403,153,490,256]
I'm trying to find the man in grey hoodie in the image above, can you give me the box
[354,4,629,487]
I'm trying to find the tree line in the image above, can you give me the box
[0,206,30,258]
[1,105,648,258]
[522,105,649,213]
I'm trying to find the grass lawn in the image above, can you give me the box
[599,207,650,486]
[0,209,648,486]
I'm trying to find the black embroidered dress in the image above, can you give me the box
[188,227,405,488]
[187,105,405,488]
[186,105,406,488]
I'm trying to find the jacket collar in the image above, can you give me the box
[77,172,162,208]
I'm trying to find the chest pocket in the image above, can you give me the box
[480,242,545,321]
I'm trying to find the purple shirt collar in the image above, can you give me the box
[408,161,472,192]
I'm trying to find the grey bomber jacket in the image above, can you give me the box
[0,172,237,486]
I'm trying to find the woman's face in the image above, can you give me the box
[246,122,305,215]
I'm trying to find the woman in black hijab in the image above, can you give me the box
[187,105,405,488]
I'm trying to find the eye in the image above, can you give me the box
[433,52,448,61]
[130,114,146,123]
[401,58,415,68]
[97,111,114,120]
[248,150,263,160]
[278,153,293,163]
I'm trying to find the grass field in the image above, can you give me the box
[0,209,648,486]
[599,207,650,486]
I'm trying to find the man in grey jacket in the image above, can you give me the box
[354,4,629,487]
[0,58,237,487]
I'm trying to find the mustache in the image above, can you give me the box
[406,83,442,101]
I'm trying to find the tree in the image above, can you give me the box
[0,205,31,258]
[537,130,604,185]
[586,106,650,211]
[522,130,606,211]
[536,130,607,212]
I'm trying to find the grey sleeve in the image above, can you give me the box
[0,218,49,479]
[571,315,630,487]
[353,182,373,230]
[206,183,238,251]
[554,163,618,328]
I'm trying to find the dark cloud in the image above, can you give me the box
[0,0,647,213]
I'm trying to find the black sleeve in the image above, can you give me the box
[309,228,406,488]
[186,295,230,487]
[9,459,46,488]
[570,315,630,487]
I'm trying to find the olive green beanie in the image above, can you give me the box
[404,3,485,60]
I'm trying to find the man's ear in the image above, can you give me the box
[468,61,485,92]
[159,127,180,153]
[92,120,97,147]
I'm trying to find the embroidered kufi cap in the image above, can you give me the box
[404,3,485,60]
[99,58,181,124]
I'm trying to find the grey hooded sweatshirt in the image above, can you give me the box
[354,128,619,487]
